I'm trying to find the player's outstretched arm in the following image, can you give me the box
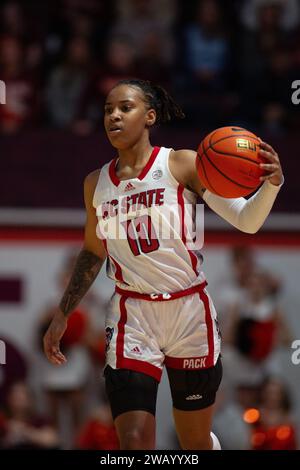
[170,144,284,234]
[201,142,284,233]
[43,170,107,365]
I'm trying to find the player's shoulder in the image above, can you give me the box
[169,148,204,194]
[84,169,102,209]
[170,148,197,162]
[169,149,197,172]
[84,168,101,191]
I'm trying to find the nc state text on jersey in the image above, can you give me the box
[101,188,165,220]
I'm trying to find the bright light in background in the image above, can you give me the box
[243,408,260,424]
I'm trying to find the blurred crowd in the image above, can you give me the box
[0,0,300,136]
[0,245,298,449]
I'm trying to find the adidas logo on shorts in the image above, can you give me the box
[185,394,203,401]
[131,346,142,354]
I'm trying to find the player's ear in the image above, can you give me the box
[146,109,156,127]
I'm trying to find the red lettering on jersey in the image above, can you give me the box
[130,193,139,211]
[102,189,166,220]
[110,199,118,217]
[155,188,165,205]
[137,191,147,209]
[120,195,129,215]
[102,203,110,220]
[147,189,156,206]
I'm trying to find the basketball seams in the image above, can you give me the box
[198,135,261,166]
[197,142,223,196]
[199,141,223,196]
[199,138,258,191]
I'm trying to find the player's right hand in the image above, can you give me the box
[43,310,68,365]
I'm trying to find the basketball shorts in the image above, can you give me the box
[105,284,221,381]
[104,282,222,418]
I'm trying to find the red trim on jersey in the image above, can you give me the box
[116,296,162,381]
[110,256,125,283]
[177,184,199,276]
[199,289,214,368]
[138,146,160,180]
[115,280,207,301]
[108,147,160,187]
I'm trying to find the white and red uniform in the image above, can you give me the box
[93,146,221,381]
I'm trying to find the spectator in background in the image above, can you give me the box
[96,37,136,98]
[238,0,299,130]
[0,1,26,40]
[0,381,59,449]
[213,385,252,449]
[176,0,230,127]
[213,245,281,334]
[223,270,291,387]
[0,36,40,133]
[110,0,175,66]
[76,397,119,450]
[251,377,298,450]
[0,336,27,406]
[0,1,46,76]
[183,0,229,90]
[240,0,300,32]
[73,36,137,134]
[46,35,94,129]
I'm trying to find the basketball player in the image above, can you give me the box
[43,79,284,450]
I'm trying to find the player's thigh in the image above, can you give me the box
[104,366,159,419]
[166,356,222,446]
[166,355,223,411]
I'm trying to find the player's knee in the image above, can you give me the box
[120,428,153,450]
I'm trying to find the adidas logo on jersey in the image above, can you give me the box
[131,346,142,354]
[186,394,203,401]
[124,182,135,192]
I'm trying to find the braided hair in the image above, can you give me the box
[113,79,185,125]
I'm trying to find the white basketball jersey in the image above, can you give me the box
[93,146,205,294]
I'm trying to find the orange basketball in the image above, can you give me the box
[196,126,267,198]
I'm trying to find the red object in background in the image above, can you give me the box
[0,412,7,438]
[252,425,297,450]
[249,320,276,361]
[89,336,106,364]
[77,419,119,450]
[61,308,88,348]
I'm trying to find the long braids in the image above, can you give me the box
[113,79,185,125]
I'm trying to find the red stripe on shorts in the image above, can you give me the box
[110,256,125,283]
[199,289,214,367]
[165,290,215,370]
[116,295,162,382]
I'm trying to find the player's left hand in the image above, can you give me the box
[258,141,284,186]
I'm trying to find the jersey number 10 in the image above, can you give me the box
[122,215,160,256]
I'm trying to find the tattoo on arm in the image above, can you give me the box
[59,250,103,317]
